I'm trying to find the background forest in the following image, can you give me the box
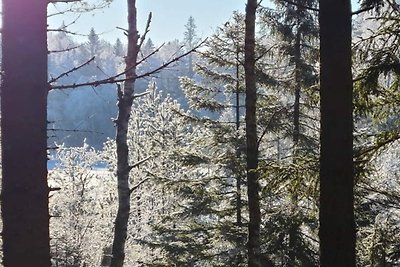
[1,0,400,266]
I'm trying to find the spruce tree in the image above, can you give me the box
[259,1,320,265]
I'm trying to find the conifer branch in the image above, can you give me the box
[278,0,319,12]
[257,107,286,147]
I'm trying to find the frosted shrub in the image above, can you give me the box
[49,143,116,266]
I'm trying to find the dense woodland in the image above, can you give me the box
[1,0,400,266]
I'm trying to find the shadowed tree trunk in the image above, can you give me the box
[244,0,262,266]
[110,0,140,266]
[1,0,51,266]
[319,0,356,266]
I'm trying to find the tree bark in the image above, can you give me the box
[244,1,262,266]
[1,0,51,266]
[110,0,139,266]
[288,27,302,267]
[235,43,243,266]
[319,0,356,266]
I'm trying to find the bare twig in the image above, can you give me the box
[137,43,165,66]
[50,39,207,90]
[352,6,375,16]
[138,12,153,50]
[48,44,82,54]
[48,128,104,134]
[133,91,151,99]
[127,156,151,172]
[130,178,150,193]
[48,56,95,84]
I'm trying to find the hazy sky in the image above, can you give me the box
[48,0,247,45]
[48,0,362,45]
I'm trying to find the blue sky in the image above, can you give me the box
[48,0,247,44]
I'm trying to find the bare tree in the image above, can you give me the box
[109,0,140,265]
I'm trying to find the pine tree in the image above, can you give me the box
[114,38,124,57]
[353,1,400,265]
[183,16,199,78]
[88,27,101,57]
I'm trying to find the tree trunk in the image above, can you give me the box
[235,43,243,266]
[1,0,51,266]
[244,1,262,266]
[319,0,356,266]
[110,0,139,266]
[288,28,302,267]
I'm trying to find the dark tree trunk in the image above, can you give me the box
[110,0,139,266]
[319,0,356,266]
[1,0,51,266]
[244,0,262,266]
[293,29,301,148]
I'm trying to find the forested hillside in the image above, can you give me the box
[1,0,400,266]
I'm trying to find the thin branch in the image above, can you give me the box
[48,44,82,54]
[138,12,152,50]
[48,128,104,134]
[127,156,151,172]
[257,107,286,147]
[48,187,62,192]
[135,39,206,79]
[129,178,151,193]
[49,0,81,3]
[133,91,151,99]
[352,6,375,16]
[50,39,207,90]
[358,184,400,203]
[116,26,128,34]
[386,0,400,14]
[136,43,165,67]
[48,56,95,84]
